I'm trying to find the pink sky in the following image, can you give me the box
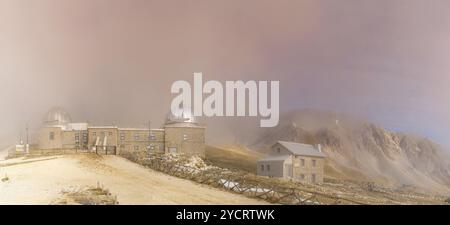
[1,0,450,146]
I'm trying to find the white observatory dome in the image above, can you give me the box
[166,107,197,125]
[44,107,72,126]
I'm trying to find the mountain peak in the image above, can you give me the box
[250,109,450,193]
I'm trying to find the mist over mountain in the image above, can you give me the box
[249,109,450,193]
[2,0,450,147]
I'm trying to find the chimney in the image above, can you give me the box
[317,144,322,153]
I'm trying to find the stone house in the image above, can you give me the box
[257,141,326,183]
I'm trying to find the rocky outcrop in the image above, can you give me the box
[250,110,450,193]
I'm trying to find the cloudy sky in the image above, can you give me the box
[1,0,450,146]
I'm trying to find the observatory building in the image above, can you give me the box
[38,108,206,158]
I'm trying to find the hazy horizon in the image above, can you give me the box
[1,0,450,148]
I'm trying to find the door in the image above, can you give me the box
[311,174,316,183]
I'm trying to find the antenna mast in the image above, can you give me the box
[147,121,152,151]
[26,123,29,145]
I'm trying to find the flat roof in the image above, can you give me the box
[88,126,118,129]
[118,128,165,131]
[164,122,205,128]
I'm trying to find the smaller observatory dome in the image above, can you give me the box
[166,107,197,125]
[44,107,72,126]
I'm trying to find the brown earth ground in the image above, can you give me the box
[0,154,267,205]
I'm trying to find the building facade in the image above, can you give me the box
[38,108,206,157]
[257,141,326,183]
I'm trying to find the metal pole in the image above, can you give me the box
[26,123,29,145]
[148,121,151,152]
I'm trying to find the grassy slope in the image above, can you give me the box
[205,145,381,183]
[205,145,263,173]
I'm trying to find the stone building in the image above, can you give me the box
[257,141,326,183]
[38,108,206,157]
[164,111,205,158]
[117,128,165,153]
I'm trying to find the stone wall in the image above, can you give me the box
[164,125,205,158]
[38,126,63,150]
[117,129,165,154]
[292,156,325,183]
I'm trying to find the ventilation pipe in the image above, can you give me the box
[103,136,108,150]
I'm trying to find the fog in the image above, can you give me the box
[1,0,450,146]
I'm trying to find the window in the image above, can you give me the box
[109,132,113,136]
[49,132,55,140]
[92,132,96,136]
[134,133,140,140]
[312,159,317,167]
[301,159,305,167]
[266,165,270,171]
[75,134,79,140]
[148,134,156,140]
[120,133,125,140]
[312,174,316,183]
[134,145,139,151]
[300,174,305,180]
[183,134,188,141]
[261,165,264,171]
[277,148,280,153]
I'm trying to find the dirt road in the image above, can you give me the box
[0,155,266,205]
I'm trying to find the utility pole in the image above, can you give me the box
[25,123,29,145]
[26,123,29,153]
[19,131,23,145]
[147,120,151,151]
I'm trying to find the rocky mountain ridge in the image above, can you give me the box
[250,110,450,193]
